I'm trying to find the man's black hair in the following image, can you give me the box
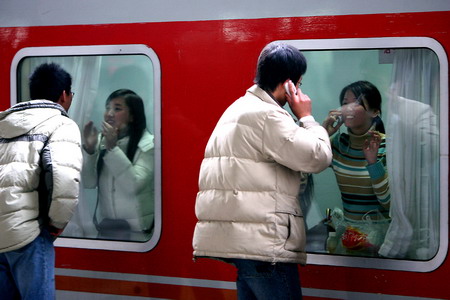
[254,42,307,92]
[29,63,72,102]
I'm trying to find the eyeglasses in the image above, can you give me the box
[356,94,366,110]
[341,94,367,110]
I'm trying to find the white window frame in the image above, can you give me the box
[11,45,162,252]
[280,37,448,272]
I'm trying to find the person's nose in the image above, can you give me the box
[341,104,350,115]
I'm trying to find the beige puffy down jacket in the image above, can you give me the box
[193,85,332,265]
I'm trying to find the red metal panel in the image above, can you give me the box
[0,10,448,299]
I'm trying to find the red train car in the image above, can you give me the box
[0,1,449,299]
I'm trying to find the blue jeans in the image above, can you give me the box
[0,229,55,300]
[229,259,303,300]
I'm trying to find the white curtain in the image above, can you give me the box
[380,49,440,259]
[63,57,103,238]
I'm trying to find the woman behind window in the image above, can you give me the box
[322,80,390,256]
[82,89,154,241]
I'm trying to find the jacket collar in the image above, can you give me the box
[247,85,281,108]
[0,100,68,138]
[6,100,68,117]
[138,130,154,152]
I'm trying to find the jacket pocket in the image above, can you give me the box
[283,213,306,252]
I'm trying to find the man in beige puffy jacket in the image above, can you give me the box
[0,63,82,299]
[193,42,332,299]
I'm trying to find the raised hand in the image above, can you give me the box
[83,121,98,154]
[102,121,118,151]
[285,80,312,120]
[322,110,343,136]
[363,131,381,165]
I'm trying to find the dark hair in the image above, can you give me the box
[106,89,147,161]
[254,42,307,92]
[29,63,72,102]
[339,80,385,133]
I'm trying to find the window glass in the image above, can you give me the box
[283,38,447,271]
[14,46,161,252]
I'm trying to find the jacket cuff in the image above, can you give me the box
[299,115,315,123]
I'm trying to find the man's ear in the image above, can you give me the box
[271,82,286,100]
[57,90,71,110]
[57,90,68,105]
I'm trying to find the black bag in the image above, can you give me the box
[97,218,131,240]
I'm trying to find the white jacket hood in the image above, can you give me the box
[0,100,67,138]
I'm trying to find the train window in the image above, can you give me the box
[282,38,448,272]
[11,45,161,252]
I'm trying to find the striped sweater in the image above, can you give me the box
[331,131,390,220]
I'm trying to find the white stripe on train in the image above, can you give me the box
[55,268,439,299]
